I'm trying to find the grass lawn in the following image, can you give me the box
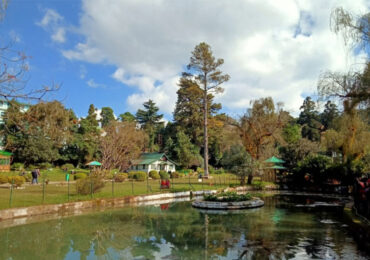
[0,173,274,210]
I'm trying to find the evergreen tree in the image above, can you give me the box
[136,100,163,151]
[320,101,340,129]
[174,131,202,168]
[186,42,230,176]
[100,107,115,127]
[119,112,136,122]
[297,97,321,141]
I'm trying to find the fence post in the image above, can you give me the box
[90,178,93,199]
[146,174,149,194]
[68,178,70,202]
[9,179,14,208]
[42,178,45,204]
[131,178,134,195]
[112,178,114,197]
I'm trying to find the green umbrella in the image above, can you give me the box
[264,156,285,164]
[86,161,102,166]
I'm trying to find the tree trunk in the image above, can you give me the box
[203,87,209,177]
[247,173,253,185]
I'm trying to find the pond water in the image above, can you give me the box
[0,195,368,259]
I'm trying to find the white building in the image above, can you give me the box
[128,153,177,173]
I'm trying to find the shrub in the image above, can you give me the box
[26,164,37,171]
[74,172,87,180]
[149,170,160,179]
[76,177,105,195]
[114,173,128,182]
[0,175,8,184]
[20,172,32,182]
[38,162,53,170]
[128,171,147,181]
[178,169,193,175]
[11,162,24,171]
[8,176,25,187]
[170,171,180,178]
[159,170,169,180]
[215,168,225,174]
[203,191,252,202]
[61,163,75,171]
[196,167,204,174]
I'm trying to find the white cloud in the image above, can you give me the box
[87,79,105,88]
[37,8,66,43]
[62,0,369,115]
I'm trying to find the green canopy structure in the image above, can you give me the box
[86,161,102,166]
[264,156,285,164]
[266,165,286,170]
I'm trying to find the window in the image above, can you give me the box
[136,165,138,170]
[143,164,146,169]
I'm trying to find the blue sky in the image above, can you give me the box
[2,0,368,119]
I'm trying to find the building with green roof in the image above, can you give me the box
[0,150,12,172]
[128,153,177,173]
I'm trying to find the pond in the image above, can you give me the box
[0,194,368,259]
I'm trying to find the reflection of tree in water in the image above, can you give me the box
[0,197,365,259]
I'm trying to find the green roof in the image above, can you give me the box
[266,165,286,169]
[0,150,12,156]
[264,156,285,164]
[135,153,177,165]
[86,161,101,166]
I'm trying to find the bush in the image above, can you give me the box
[76,177,105,195]
[74,172,87,180]
[26,164,37,171]
[196,167,204,174]
[178,169,193,175]
[61,163,74,171]
[215,168,225,174]
[11,162,24,171]
[203,191,252,202]
[38,162,53,170]
[114,173,128,182]
[159,170,169,180]
[128,171,147,181]
[149,170,160,179]
[8,176,25,187]
[170,171,180,178]
[0,175,8,184]
[20,172,32,182]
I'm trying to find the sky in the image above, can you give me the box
[2,0,369,120]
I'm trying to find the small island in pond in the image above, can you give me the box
[192,192,264,210]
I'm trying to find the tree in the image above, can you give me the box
[174,74,221,146]
[100,107,115,127]
[233,97,288,161]
[4,101,73,164]
[186,42,230,177]
[119,112,136,123]
[173,131,202,168]
[100,121,146,171]
[221,145,256,185]
[320,101,340,129]
[297,97,321,141]
[136,99,163,151]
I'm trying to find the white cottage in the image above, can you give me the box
[128,153,176,173]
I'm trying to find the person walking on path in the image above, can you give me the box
[31,169,40,184]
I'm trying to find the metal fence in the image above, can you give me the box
[2,174,243,209]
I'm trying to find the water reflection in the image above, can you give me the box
[0,195,368,259]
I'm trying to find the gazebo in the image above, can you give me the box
[263,156,286,182]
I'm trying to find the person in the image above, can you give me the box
[31,169,38,184]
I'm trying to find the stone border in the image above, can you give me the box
[0,190,217,222]
[192,197,264,210]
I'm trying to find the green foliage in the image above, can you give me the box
[159,170,169,180]
[61,163,74,171]
[196,167,204,174]
[203,192,252,202]
[136,100,163,151]
[174,131,202,168]
[170,171,183,178]
[74,172,87,180]
[119,112,136,122]
[76,177,105,195]
[294,155,332,184]
[128,171,147,181]
[22,173,32,182]
[38,162,53,170]
[101,107,115,127]
[114,173,128,182]
[0,175,8,184]
[178,169,193,175]
[297,97,321,141]
[8,176,25,187]
[282,124,301,144]
[149,170,160,179]
[320,101,339,129]
[11,162,24,171]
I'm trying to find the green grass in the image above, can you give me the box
[0,174,245,210]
